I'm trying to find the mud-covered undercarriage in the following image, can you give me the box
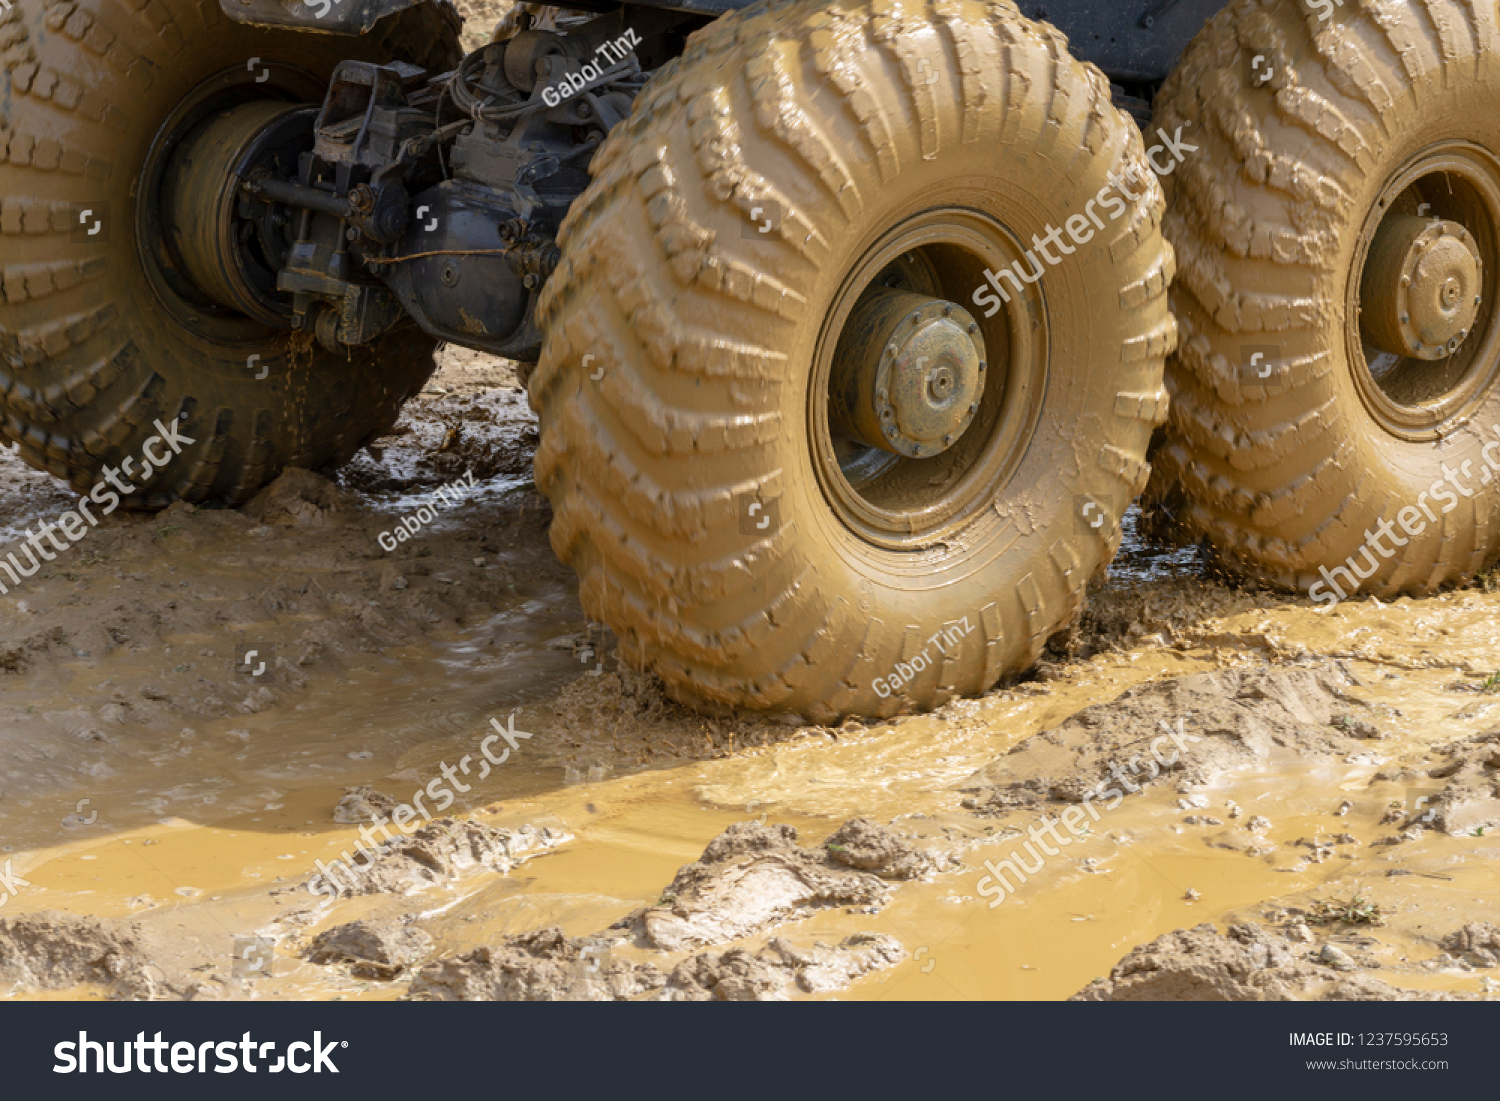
[169,7,708,362]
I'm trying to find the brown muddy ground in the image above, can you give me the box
[1,1,1499,1001]
[2,338,1498,1002]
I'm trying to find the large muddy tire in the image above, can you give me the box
[1147,0,1500,599]
[0,0,461,506]
[532,0,1174,720]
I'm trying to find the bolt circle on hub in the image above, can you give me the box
[1360,214,1483,360]
[829,289,986,458]
[1345,144,1500,440]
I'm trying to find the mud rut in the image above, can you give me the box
[0,345,1495,1002]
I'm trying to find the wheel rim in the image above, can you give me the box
[809,207,1049,551]
[137,65,326,344]
[1348,142,1500,441]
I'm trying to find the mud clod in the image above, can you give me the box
[1074,923,1474,1001]
[963,665,1372,813]
[624,821,893,952]
[0,912,179,999]
[822,818,951,880]
[1439,923,1500,968]
[1395,731,1500,836]
[314,819,570,898]
[409,928,663,1001]
[242,468,352,526]
[664,934,904,1001]
[305,919,434,979]
[332,786,402,824]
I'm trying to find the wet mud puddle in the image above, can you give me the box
[1,355,1497,1000]
[5,569,1499,1001]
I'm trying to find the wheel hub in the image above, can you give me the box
[159,99,315,328]
[829,289,986,458]
[1360,214,1483,360]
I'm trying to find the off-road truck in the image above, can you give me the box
[2,0,1496,720]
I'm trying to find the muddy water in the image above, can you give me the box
[2,346,1498,1000]
[6,559,1500,999]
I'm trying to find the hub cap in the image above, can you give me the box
[1348,143,1500,440]
[829,289,986,458]
[1360,214,1482,360]
[809,207,1049,550]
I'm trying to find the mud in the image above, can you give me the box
[961,664,1378,812]
[2,7,1500,1002]
[1379,731,1500,840]
[410,927,665,1001]
[308,818,571,899]
[0,912,181,999]
[2,337,1498,1000]
[306,919,435,979]
[407,923,904,1002]
[663,934,905,1001]
[1074,922,1481,1002]
[333,786,403,825]
[620,822,894,952]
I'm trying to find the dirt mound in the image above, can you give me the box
[0,911,181,999]
[664,934,904,1001]
[620,822,896,952]
[313,819,570,898]
[332,786,402,824]
[963,664,1373,812]
[340,386,536,496]
[410,924,902,1002]
[242,469,353,526]
[1073,923,1476,1002]
[544,661,798,766]
[305,919,434,979]
[409,928,664,1001]
[1375,730,1500,840]
[1437,923,1500,969]
[823,818,954,880]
